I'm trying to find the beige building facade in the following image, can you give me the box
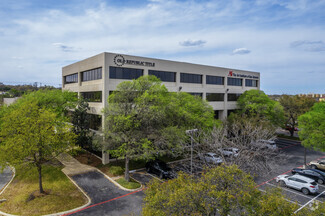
[62,52,260,130]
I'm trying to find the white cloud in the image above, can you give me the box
[232,48,251,55]
[179,39,206,47]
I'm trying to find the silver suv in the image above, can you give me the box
[276,174,319,195]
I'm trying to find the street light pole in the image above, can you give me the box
[186,129,198,175]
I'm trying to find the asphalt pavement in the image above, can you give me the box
[0,166,13,193]
[65,171,144,216]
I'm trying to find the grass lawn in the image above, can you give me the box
[0,163,87,216]
[277,134,301,141]
[115,177,141,189]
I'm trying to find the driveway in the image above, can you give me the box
[0,167,13,193]
[63,171,144,216]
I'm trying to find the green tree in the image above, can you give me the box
[0,89,78,194]
[104,75,217,181]
[143,165,302,216]
[237,89,284,126]
[279,95,315,137]
[72,98,92,149]
[298,102,325,151]
[0,101,76,194]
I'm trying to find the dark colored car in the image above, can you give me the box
[145,160,175,179]
[292,168,325,184]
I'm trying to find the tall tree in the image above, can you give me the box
[237,89,285,126]
[298,102,325,151]
[279,95,315,136]
[0,89,78,193]
[104,75,217,181]
[0,101,76,193]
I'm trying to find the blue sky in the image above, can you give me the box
[0,0,325,94]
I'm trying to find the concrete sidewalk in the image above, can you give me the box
[57,153,97,176]
[0,166,13,194]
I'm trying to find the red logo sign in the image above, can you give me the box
[228,71,233,76]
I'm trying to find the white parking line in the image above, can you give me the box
[259,189,302,206]
[318,184,325,189]
[266,182,317,200]
[294,189,325,213]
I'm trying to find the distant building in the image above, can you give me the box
[298,93,325,101]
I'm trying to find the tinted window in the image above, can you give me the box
[180,73,202,84]
[110,66,143,80]
[149,70,176,82]
[227,93,241,101]
[65,73,78,84]
[311,182,317,186]
[228,77,242,86]
[206,93,224,102]
[245,79,258,87]
[82,68,102,81]
[206,75,224,85]
[81,91,102,102]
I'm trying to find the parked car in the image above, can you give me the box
[199,152,223,165]
[275,174,319,195]
[291,168,325,184]
[219,148,239,157]
[145,160,175,179]
[258,139,277,150]
[309,160,325,170]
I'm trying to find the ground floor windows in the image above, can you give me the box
[180,73,202,84]
[81,91,102,102]
[206,75,224,85]
[245,79,258,87]
[149,70,176,82]
[64,73,78,84]
[206,93,224,102]
[214,110,219,119]
[109,66,143,80]
[82,68,102,82]
[227,93,241,101]
[227,77,242,86]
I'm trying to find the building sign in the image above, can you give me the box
[114,55,155,67]
[228,71,259,79]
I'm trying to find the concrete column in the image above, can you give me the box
[102,150,110,165]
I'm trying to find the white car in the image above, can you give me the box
[219,148,239,157]
[253,139,277,150]
[276,174,319,195]
[199,152,223,164]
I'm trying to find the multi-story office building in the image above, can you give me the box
[62,52,260,130]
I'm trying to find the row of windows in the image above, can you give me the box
[81,91,102,102]
[82,68,102,82]
[64,73,78,84]
[65,67,257,87]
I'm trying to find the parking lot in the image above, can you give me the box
[255,138,325,212]
[131,138,325,213]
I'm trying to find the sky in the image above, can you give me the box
[0,0,324,94]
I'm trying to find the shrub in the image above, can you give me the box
[109,166,124,176]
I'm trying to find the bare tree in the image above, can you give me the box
[175,116,288,177]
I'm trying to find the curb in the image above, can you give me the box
[0,166,92,216]
[95,168,143,192]
[0,166,17,216]
[43,172,91,216]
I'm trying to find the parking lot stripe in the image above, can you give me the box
[266,182,315,200]
[278,143,300,150]
[317,184,325,189]
[294,189,325,213]
[259,189,302,206]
